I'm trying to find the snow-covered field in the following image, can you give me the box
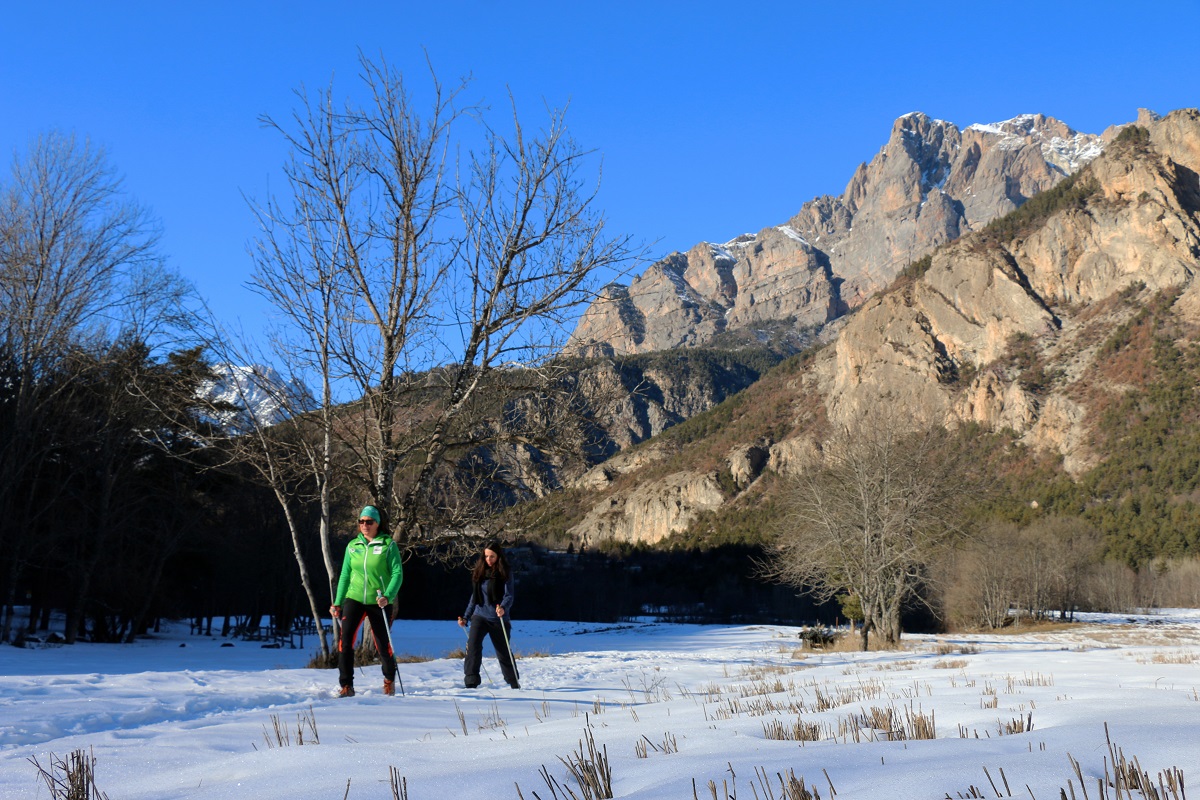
[2,612,1198,799]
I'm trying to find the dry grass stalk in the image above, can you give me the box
[388,766,408,800]
[1004,672,1055,691]
[934,659,969,669]
[478,701,506,731]
[762,717,824,742]
[1059,724,1189,800]
[636,730,679,757]
[957,724,988,739]
[1104,724,1186,800]
[752,765,826,799]
[836,704,935,742]
[622,668,672,703]
[546,726,612,800]
[1138,650,1199,664]
[261,704,319,748]
[945,765,1029,798]
[998,712,1034,735]
[28,747,110,800]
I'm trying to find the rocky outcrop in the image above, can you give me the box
[569,442,671,491]
[570,471,725,546]
[569,113,1104,357]
[809,109,1200,469]
[767,435,820,477]
[728,444,769,490]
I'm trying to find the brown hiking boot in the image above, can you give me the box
[383,679,395,696]
[338,685,355,698]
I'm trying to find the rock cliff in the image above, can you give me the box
[812,109,1200,471]
[568,113,1104,357]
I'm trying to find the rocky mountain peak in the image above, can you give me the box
[569,111,1104,358]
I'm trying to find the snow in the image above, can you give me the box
[724,233,758,248]
[775,226,810,246]
[3,612,1199,799]
[967,115,1039,137]
[899,111,948,127]
[707,243,737,264]
[198,364,300,428]
[1041,134,1105,173]
[658,261,698,305]
[966,116,1105,174]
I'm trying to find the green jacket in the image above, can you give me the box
[334,533,403,606]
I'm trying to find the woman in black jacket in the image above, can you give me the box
[457,543,519,689]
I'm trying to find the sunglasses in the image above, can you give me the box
[358,519,378,526]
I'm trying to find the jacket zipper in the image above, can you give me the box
[360,538,371,603]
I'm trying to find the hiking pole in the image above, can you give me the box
[378,590,404,696]
[497,607,520,686]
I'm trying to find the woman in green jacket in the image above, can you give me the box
[330,505,403,697]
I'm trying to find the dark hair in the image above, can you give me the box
[471,542,509,585]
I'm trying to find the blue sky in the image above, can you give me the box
[3,1,1198,341]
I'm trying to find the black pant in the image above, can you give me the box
[338,599,397,688]
[464,615,518,687]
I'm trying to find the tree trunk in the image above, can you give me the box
[274,487,331,657]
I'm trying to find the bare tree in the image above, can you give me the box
[1019,515,1102,622]
[764,412,971,649]
[945,521,1022,630]
[251,54,638,557]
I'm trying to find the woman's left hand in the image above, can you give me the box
[495,605,505,617]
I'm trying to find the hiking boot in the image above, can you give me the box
[383,679,395,696]
[508,681,520,689]
[338,685,355,698]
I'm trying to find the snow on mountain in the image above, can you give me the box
[197,364,305,430]
[967,114,1104,173]
[775,225,810,245]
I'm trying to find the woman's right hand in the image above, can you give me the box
[457,616,467,628]
[330,605,341,619]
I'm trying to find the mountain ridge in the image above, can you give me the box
[568,111,1111,358]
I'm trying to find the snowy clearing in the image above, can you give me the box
[2,611,1198,799]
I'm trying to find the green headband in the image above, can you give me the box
[359,506,381,523]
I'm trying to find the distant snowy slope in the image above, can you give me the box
[197,364,307,430]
